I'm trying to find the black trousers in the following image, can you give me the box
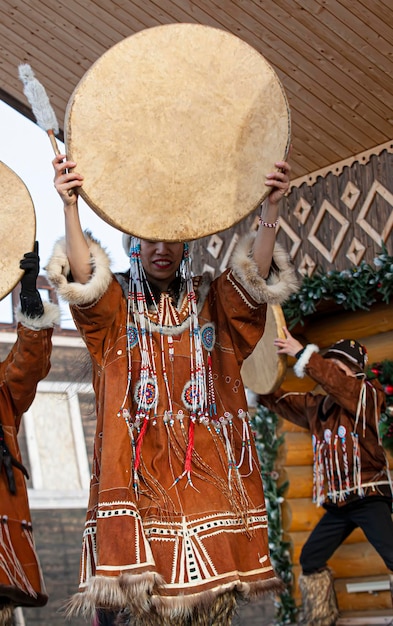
[300,497,393,574]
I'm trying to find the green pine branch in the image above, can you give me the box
[367,360,393,454]
[252,405,298,625]
[283,244,393,328]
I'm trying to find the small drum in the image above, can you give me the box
[241,303,287,394]
[0,162,36,300]
[65,23,291,241]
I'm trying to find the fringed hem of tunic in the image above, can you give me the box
[63,573,283,621]
[0,606,13,626]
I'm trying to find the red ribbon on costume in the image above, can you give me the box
[134,416,149,472]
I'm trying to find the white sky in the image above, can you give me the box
[0,99,129,326]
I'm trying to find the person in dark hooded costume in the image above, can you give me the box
[259,327,393,626]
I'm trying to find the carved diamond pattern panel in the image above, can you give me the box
[356,180,393,244]
[341,181,361,210]
[219,233,239,273]
[294,197,312,224]
[308,200,350,263]
[277,218,302,260]
[202,263,215,276]
[206,234,224,259]
[298,253,317,277]
[346,237,366,265]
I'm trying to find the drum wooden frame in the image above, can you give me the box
[0,162,36,300]
[241,303,287,395]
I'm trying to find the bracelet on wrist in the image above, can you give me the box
[258,216,279,228]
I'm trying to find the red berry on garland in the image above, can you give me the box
[384,385,393,395]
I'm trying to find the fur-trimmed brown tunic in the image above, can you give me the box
[0,303,59,625]
[260,345,392,506]
[46,234,297,620]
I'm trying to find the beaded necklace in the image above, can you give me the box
[117,237,208,491]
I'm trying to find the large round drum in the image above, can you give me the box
[0,162,36,300]
[241,303,287,395]
[65,23,291,241]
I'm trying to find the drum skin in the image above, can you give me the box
[65,23,291,241]
[0,162,36,300]
[241,303,287,394]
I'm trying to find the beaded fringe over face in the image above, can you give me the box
[117,237,210,494]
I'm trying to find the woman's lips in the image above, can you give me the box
[153,259,172,269]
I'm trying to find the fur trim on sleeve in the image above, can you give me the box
[229,233,299,305]
[45,232,113,306]
[15,301,60,330]
[294,344,319,378]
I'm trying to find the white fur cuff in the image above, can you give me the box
[15,301,60,330]
[294,344,319,378]
[229,234,299,305]
[45,233,113,306]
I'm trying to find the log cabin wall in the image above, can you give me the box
[193,146,393,619]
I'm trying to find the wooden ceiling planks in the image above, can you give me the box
[1,0,393,180]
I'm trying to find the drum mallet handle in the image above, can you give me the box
[18,64,74,196]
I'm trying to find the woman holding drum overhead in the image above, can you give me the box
[46,21,297,626]
[47,152,296,625]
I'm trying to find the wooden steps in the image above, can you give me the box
[335,575,391,612]
[337,609,393,625]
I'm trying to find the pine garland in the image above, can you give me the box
[252,405,298,625]
[367,360,393,454]
[283,245,393,328]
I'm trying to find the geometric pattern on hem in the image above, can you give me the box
[80,504,273,595]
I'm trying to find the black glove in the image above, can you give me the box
[0,423,29,494]
[19,241,44,317]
